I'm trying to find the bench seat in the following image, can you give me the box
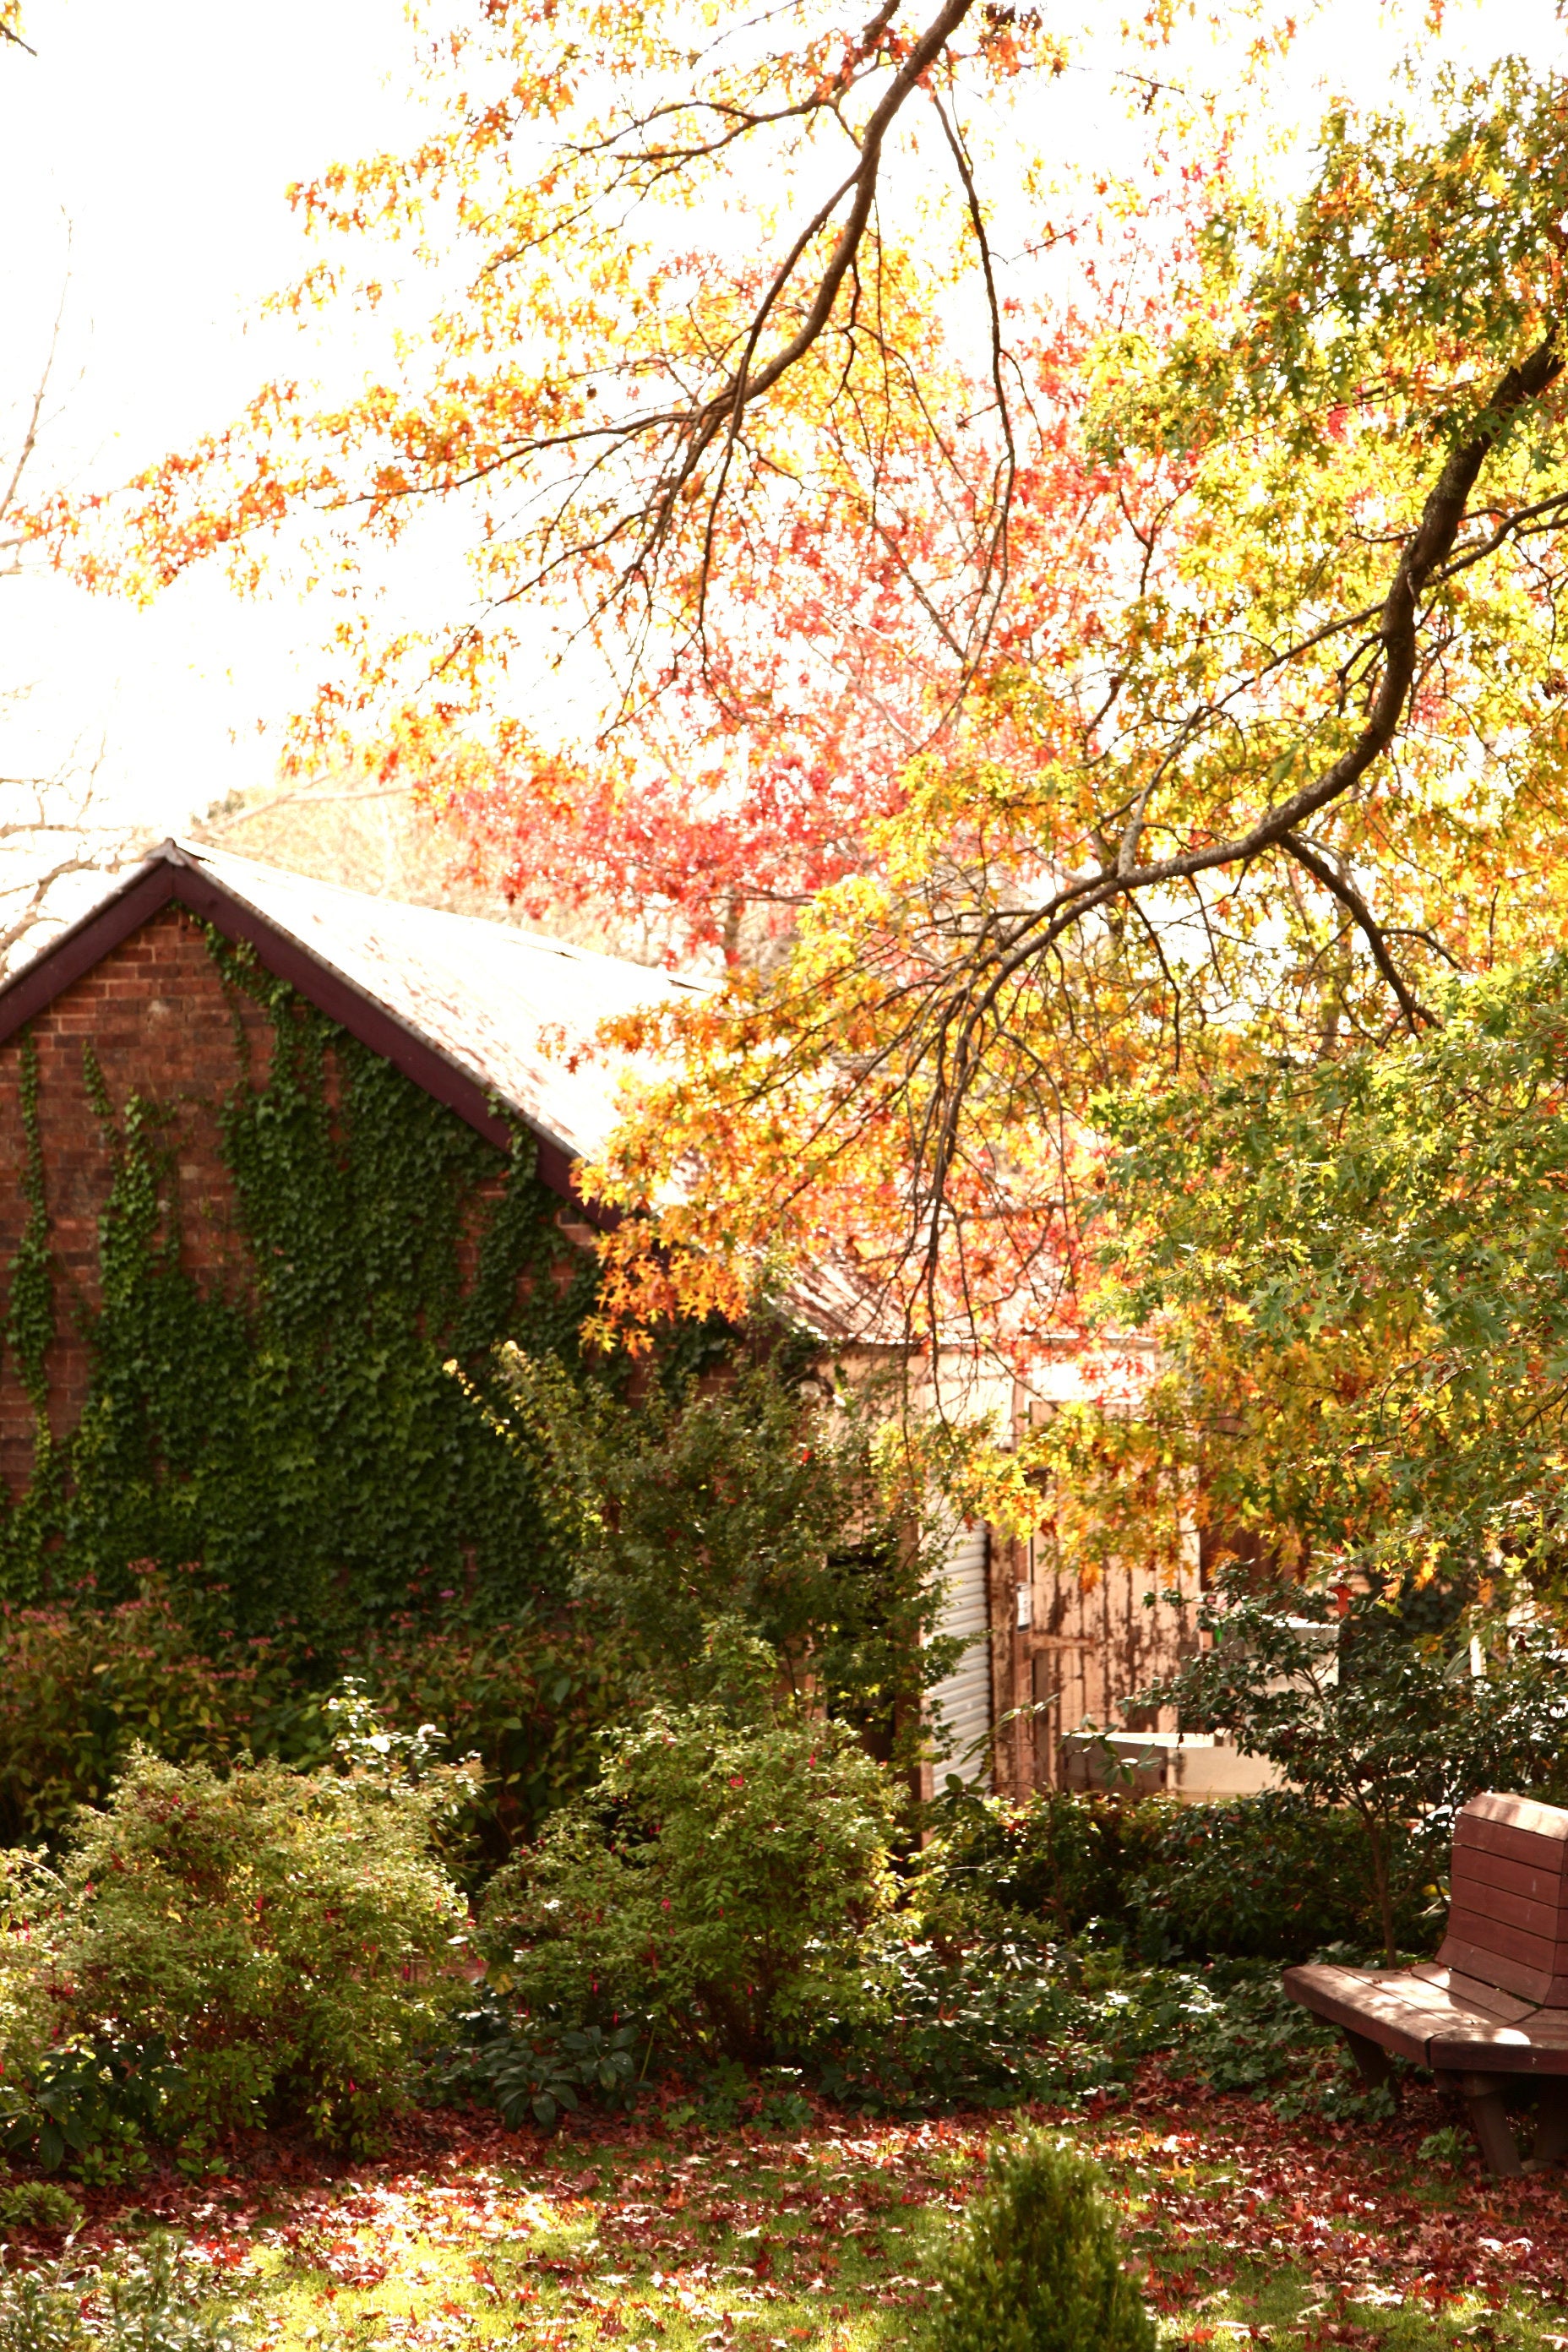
[1281,1793,1568,2175]
[1284,1961,1568,2072]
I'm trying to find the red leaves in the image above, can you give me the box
[10,2051,1565,2342]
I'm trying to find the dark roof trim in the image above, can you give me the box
[0,857,178,1043]
[0,847,587,1210]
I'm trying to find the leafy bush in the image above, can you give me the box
[925,2132,1155,2352]
[810,1926,1341,2115]
[1152,1584,1568,1960]
[814,1930,1070,2111]
[917,1782,1431,1963]
[480,1668,898,2064]
[436,1992,643,2129]
[0,2039,189,2182]
[0,1742,469,2163]
[0,1572,630,1876]
[0,2232,249,2351]
[334,1604,629,1863]
[1127,1789,1426,1959]
[914,1787,1169,1943]
[0,1578,270,1843]
[482,1349,966,1766]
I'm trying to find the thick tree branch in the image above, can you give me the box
[900,329,1565,1289]
[1278,830,1434,1035]
[671,0,977,605]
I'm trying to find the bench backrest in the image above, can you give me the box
[1438,1790,1568,2006]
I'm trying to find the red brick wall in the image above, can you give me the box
[0,906,277,1494]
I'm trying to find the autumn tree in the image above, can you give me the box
[53,0,1220,957]
[44,7,1568,1369]
[575,56,1568,1356]
[1081,953,1568,1598]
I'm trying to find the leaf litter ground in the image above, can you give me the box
[11,2061,1568,2352]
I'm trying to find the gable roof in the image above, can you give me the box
[0,839,701,1208]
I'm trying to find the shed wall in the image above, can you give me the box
[928,1521,991,1783]
[0,906,276,1496]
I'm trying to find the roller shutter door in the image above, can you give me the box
[928,1522,992,1783]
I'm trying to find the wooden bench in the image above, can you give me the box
[1284,1791,1568,2175]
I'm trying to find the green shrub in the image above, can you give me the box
[1127,1789,1428,1959]
[332,1604,629,1863]
[0,1576,629,1876]
[0,2037,189,2182]
[0,2232,249,2351]
[917,1784,1427,1962]
[812,1929,1069,2111]
[0,1744,469,2161]
[1150,1584,1568,1963]
[811,1934,1337,2115]
[915,1787,1169,1942]
[480,1674,898,2064]
[484,1350,966,1767]
[0,1578,268,1843]
[926,2132,1155,2352]
[0,1851,57,2087]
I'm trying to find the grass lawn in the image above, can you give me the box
[13,2063,1568,2352]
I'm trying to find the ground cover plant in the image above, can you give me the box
[2,2041,1568,2352]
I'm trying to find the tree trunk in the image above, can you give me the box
[1369,1821,1396,1968]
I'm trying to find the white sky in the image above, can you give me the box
[0,0,1562,853]
[0,0,413,837]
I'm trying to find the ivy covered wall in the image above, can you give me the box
[0,912,598,1642]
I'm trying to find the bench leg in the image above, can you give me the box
[1342,2028,1396,2093]
[1457,2072,1523,2177]
[1527,2081,1568,2170]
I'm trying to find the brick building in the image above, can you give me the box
[0,838,703,1633]
[0,838,1199,1788]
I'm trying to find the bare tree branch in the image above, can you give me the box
[0,260,68,569]
[2,286,142,977]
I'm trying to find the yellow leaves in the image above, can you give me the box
[38,0,1568,1448]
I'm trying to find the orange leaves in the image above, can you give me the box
[40,0,1568,1411]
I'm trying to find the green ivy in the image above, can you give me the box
[5,1034,54,1411]
[0,1033,63,1574]
[0,931,602,1638]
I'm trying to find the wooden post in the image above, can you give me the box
[1456,2072,1522,2177]
[1527,2081,1568,2171]
[1342,2028,1395,2093]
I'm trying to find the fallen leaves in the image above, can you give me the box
[0,2060,1565,2349]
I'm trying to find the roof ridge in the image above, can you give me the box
[175,837,705,989]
